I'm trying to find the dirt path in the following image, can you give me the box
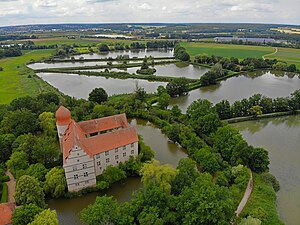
[5,170,16,203]
[235,171,253,217]
[263,47,278,60]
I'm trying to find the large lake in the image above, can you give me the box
[48,119,187,225]
[37,72,167,98]
[233,115,300,225]
[83,62,209,79]
[170,71,300,112]
[37,70,300,112]
[72,49,174,59]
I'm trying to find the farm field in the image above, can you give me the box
[18,37,147,46]
[264,47,300,69]
[182,42,300,69]
[181,42,275,59]
[0,49,54,104]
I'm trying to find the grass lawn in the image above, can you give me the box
[0,49,55,104]
[182,42,275,60]
[265,47,300,69]
[239,174,284,225]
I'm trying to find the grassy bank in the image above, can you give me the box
[265,47,300,69]
[0,183,8,203]
[0,49,55,104]
[240,174,284,225]
[224,110,300,124]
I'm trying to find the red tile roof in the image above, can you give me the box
[56,105,72,126]
[80,127,138,156]
[0,203,14,225]
[77,114,129,134]
[59,111,138,163]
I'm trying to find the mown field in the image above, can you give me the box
[265,47,300,69]
[182,42,300,69]
[0,49,54,104]
[181,42,275,59]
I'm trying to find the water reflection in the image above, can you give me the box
[232,115,300,225]
[37,73,167,99]
[170,71,300,112]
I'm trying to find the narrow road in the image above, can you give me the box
[262,47,278,60]
[235,171,253,217]
[5,170,16,203]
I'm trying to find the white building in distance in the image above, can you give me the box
[56,106,139,192]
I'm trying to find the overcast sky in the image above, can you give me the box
[0,0,299,27]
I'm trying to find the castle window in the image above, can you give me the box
[74,174,79,180]
[123,152,126,157]
[96,154,100,159]
[123,146,126,150]
[85,180,89,184]
[131,143,134,148]
[75,183,79,186]
[105,151,109,156]
[115,148,118,153]
[106,158,110,163]
[84,172,88,177]
[73,166,77,171]
[131,150,134,155]
[115,155,119,160]
[97,161,101,166]
[83,164,87,169]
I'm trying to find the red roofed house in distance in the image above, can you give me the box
[56,106,139,192]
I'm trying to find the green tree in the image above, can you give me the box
[29,209,58,225]
[194,147,220,174]
[213,125,244,161]
[0,133,15,163]
[157,92,170,109]
[44,167,67,198]
[248,147,269,173]
[238,216,262,225]
[249,105,263,118]
[0,109,38,136]
[140,160,177,193]
[38,112,56,136]
[215,100,232,119]
[12,203,43,225]
[92,104,115,118]
[177,173,235,225]
[98,43,110,52]
[80,196,134,225]
[31,136,58,165]
[15,175,45,208]
[6,151,29,174]
[171,158,199,195]
[98,166,127,186]
[166,78,189,97]
[88,87,108,104]
[25,163,48,182]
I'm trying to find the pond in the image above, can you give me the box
[48,119,187,225]
[37,72,167,98]
[72,48,174,59]
[84,62,209,79]
[170,71,300,112]
[27,61,145,70]
[232,115,300,225]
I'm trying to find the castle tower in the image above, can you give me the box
[56,105,72,150]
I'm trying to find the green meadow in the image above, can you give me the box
[181,42,274,59]
[265,47,300,69]
[0,49,55,104]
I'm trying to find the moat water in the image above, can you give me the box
[48,119,187,225]
[232,115,300,225]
